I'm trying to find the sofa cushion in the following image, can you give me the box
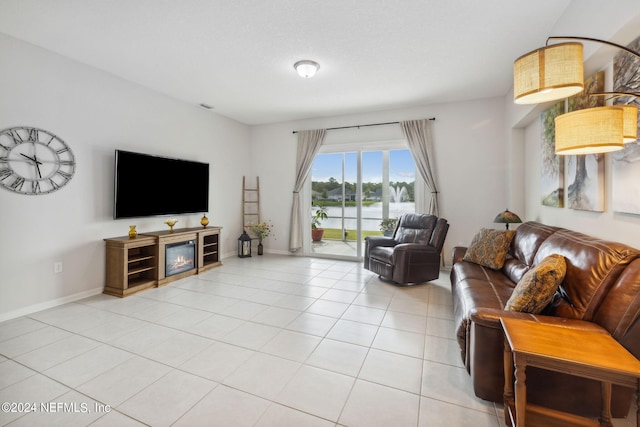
[535,229,640,320]
[463,228,515,270]
[502,222,561,284]
[505,254,566,313]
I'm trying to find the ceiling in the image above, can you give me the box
[0,0,574,125]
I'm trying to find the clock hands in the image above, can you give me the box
[20,153,43,179]
[20,153,42,164]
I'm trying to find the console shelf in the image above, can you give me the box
[104,226,222,297]
[104,235,158,297]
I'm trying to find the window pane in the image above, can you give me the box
[310,148,415,258]
[389,149,415,219]
[362,151,383,235]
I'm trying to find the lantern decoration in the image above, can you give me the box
[238,230,252,258]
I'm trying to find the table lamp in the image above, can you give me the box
[493,209,522,230]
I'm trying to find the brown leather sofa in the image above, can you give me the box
[364,213,449,284]
[450,221,640,419]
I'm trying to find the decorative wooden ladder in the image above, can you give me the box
[242,176,260,236]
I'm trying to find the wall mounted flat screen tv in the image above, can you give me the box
[113,150,209,219]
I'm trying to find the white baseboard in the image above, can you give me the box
[0,287,104,323]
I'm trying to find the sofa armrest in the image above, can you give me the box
[393,243,438,253]
[470,307,537,329]
[452,246,468,264]
[470,308,609,333]
[365,236,397,250]
[364,236,398,269]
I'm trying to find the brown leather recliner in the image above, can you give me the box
[364,213,449,284]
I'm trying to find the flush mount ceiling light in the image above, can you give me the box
[294,60,320,78]
[514,36,640,154]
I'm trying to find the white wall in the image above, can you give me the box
[250,97,508,265]
[505,1,640,248]
[522,115,640,247]
[0,34,250,321]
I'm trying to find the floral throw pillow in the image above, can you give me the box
[505,254,566,313]
[463,228,516,270]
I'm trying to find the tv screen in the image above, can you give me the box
[113,150,209,219]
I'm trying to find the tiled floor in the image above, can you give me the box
[0,255,633,426]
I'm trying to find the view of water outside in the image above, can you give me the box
[312,149,416,235]
[322,202,415,231]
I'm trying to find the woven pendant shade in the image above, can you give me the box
[621,104,639,143]
[554,106,624,155]
[514,42,584,104]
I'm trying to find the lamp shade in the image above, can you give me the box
[493,209,522,230]
[621,104,639,143]
[554,106,625,155]
[514,42,584,104]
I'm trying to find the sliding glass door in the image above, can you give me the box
[310,147,415,260]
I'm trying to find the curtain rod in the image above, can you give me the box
[292,117,435,134]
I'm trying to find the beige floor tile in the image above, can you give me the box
[339,379,420,427]
[326,319,379,347]
[189,313,245,340]
[419,396,501,427]
[305,338,368,376]
[359,348,423,393]
[77,356,172,406]
[0,373,69,425]
[117,369,216,426]
[372,326,425,358]
[43,344,134,388]
[0,317,47,342]
[261,329,321,362]
[8,390,105,427]
[0,325,72,358]
[306,299,350,318]
[0,360,37,389]
[341,304,386,325]
[424,335,464,367]
[286,312,337,337]
[381,310,427,334]
[223,352,301,400]
[174,385,270,426]
[219,321,281,350]
[255,402,334,427]
[15,334,101,371]
[179,341,255,382]
[421,360,495,414]
[250,306,301,327]
[276,365,355,422]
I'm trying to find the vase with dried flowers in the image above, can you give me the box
[250,220,273,255]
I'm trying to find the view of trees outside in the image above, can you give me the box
[312,178,415,203]
[311,149,415,241]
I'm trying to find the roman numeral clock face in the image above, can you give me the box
[0,127,76,195]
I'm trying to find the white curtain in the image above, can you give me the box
[289,129,326,251]
[400,119,440,216]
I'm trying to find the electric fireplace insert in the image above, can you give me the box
[165,240,196,277]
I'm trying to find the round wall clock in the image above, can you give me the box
[0,126,76,195]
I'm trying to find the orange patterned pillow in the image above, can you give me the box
[505,254,566,313]
[463,228,515,270]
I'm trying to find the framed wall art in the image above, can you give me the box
[540,101,565,208]
[612,35,640,214]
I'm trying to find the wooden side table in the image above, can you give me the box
[500,317,640,427]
